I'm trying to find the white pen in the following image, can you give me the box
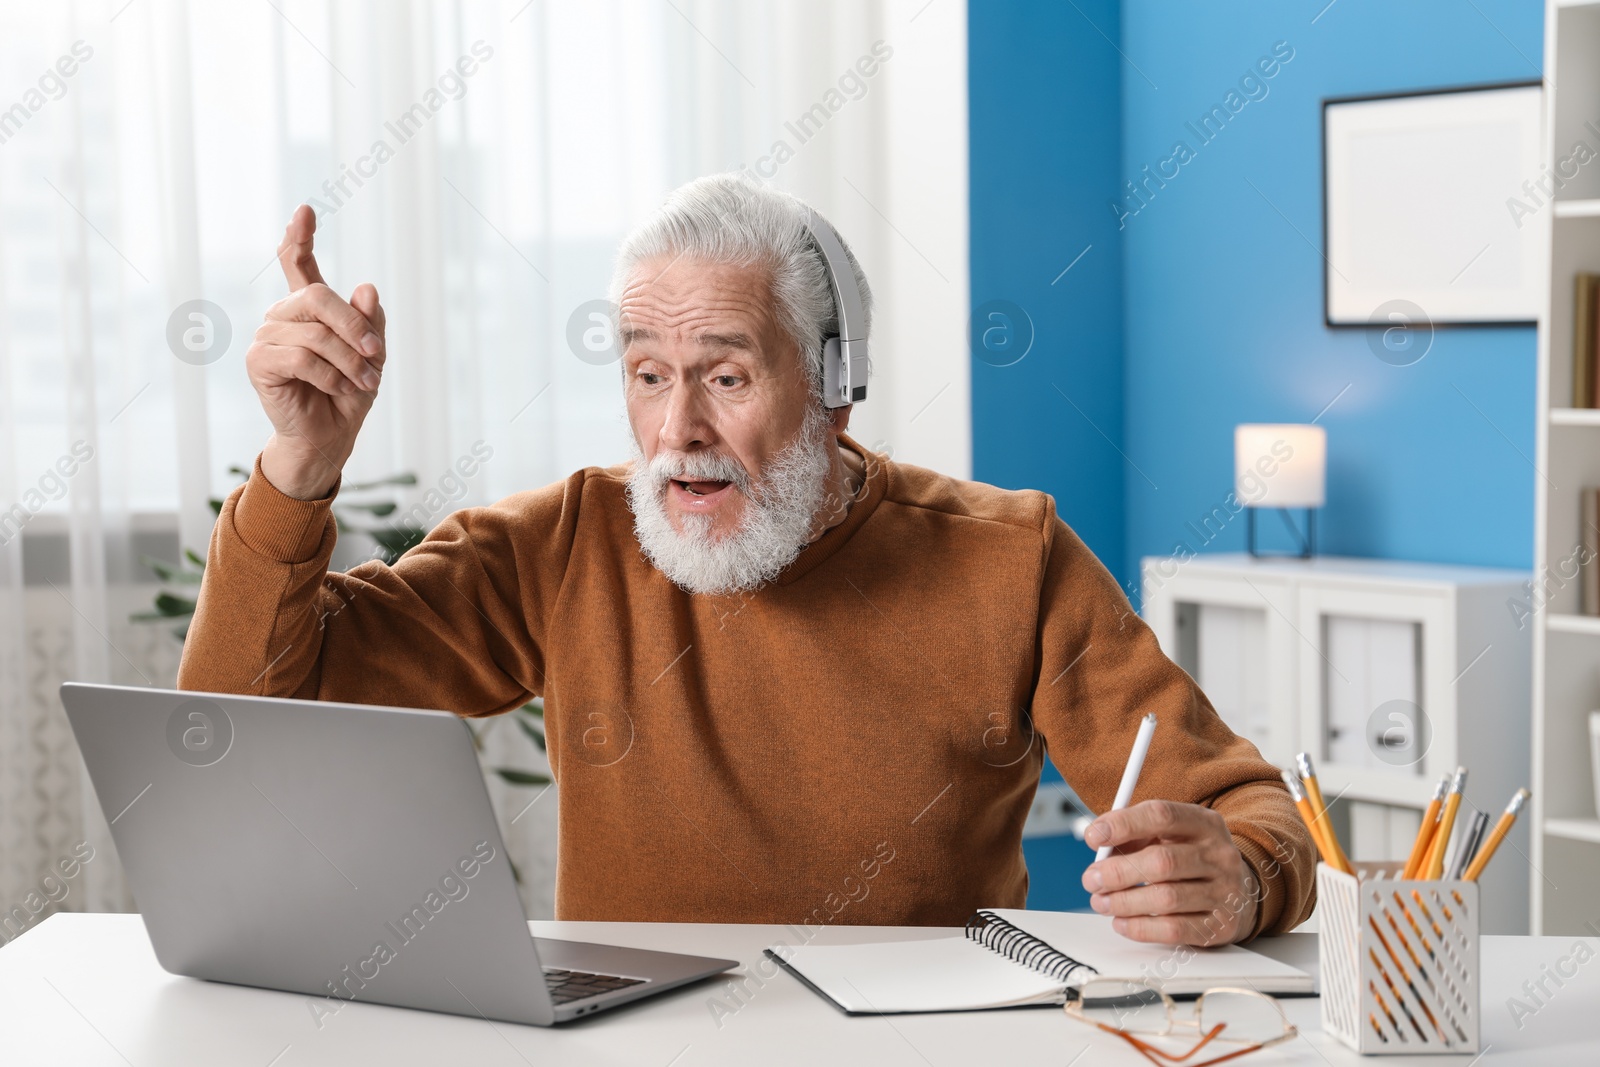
[1096,713,1158,862]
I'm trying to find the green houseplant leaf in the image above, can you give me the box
[516,710,547,752]
[494,768,552,787]
[139,555,202,584]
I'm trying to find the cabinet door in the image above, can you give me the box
[1324,615,1420,769]
[1141,564,1298,765]
[1294,582,1454,807]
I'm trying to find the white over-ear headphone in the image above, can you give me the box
[802,208,868,409]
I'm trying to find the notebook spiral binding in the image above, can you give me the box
[965,910,1099,988]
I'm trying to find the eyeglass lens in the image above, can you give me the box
[1076,980,1170,1035]
[1196,990,1289,1045]
[1076,981,1289,1046]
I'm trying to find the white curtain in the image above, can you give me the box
[0,0,968,924]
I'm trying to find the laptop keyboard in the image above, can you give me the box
[543,967,647,1005]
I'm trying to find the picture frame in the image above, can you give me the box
[1323,80,1543,328]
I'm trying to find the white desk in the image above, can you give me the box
[3,914,1596,1064]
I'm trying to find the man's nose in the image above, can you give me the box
[659,381,714,452]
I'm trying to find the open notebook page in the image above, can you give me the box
[771,911,1312,1014]
[773,935,1067,1013]
[985,909,1313,996]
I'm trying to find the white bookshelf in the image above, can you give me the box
[1533,0,1600,935]
[1553,198,1600,218]
[1549,406,1600,425]
[1547,612,1600,636]
[1546,817,1600,844]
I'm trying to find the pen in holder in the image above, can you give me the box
[1317,861,1479,1056]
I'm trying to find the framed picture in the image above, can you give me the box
[1323,80,1543,327]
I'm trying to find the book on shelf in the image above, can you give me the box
[1575,273,1599,409]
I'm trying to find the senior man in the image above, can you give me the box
[179,176,1314,945]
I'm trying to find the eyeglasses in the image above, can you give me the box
[1063,979,1297,1067]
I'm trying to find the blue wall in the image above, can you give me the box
[972,0,1542,910]
[1118,0,1541,579]
[971,0,1543,593]
[970,0,1127,913]
[969,0,1127,589]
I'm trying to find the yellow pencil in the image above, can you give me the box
[1403,774,1450,880]
[1370,948,1427,1042]
[1297,752,1352,874]
[1464,788,1530,882]
[1423,767,1467,880]
[1393,891,1437,962]
[1370,981,1403,1043]
[1282,769,1340,868]
[1410,889,1444,939]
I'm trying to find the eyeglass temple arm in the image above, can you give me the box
[1112,1023,1266,1067]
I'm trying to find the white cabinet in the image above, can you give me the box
[1141,553,1531,933]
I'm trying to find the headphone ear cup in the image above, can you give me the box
[820,336,847,408]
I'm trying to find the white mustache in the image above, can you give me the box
[643,450,752,495]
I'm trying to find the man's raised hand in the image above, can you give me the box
[247,204,387,500]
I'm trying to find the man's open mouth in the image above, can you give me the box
[672,479,732,497]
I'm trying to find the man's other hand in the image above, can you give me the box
[1081,799,1260,946]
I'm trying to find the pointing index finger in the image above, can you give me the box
[277,204,324,291]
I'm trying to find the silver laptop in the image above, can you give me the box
[60,682,736,1025]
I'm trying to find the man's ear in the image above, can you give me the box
[827,403,853,435]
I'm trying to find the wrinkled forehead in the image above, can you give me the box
[617,256,788,359]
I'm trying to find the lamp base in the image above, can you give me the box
[1246,508,1317,559]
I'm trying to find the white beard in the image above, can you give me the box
[626,406,835,596]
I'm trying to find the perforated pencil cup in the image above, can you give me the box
[1317,862,1479,1055]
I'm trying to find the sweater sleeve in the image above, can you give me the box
[1028,506,1317,940]
[176,454,573,717]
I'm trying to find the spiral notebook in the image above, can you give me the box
[766,909,1313,1014]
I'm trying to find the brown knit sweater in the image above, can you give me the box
[178,435,1315,937]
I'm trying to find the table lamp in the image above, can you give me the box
[1235,423,1325,558]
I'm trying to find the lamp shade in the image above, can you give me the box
[1234,424,1326,508]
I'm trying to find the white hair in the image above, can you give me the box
[608,174,872,396]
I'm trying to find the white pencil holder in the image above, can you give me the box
[1317,862,1479,1055]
